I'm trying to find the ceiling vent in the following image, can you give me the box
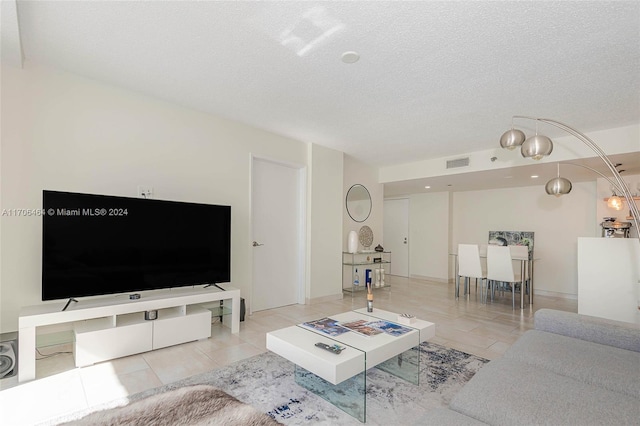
[446,157,470,169]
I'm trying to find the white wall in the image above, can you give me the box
[396,182,598,296]
[307,144,344,302]
[408,192,451,281]
[342,156,383,250]
[452,182,597,297]
[0,64,340,332]
[342,156,383,290]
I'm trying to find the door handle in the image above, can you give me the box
[252,241,264,247]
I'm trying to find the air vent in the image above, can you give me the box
[446,157,470,169]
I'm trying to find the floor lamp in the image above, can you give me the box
[499,116,639,235]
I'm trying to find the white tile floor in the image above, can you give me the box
[0,276,576,425]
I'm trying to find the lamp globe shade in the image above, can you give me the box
[522,135,553,160]
[500,129,526,150]
[607,195,623,211]
[545,177,572,197]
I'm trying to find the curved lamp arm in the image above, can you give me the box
[560,162,624,194]
[512,116,639,235]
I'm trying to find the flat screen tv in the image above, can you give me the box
[42,190,231,301]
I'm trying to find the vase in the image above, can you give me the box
[347,231,358,253]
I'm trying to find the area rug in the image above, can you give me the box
[49,342,488,425]
[61,385,280,425]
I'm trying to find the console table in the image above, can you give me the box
[18,286,240,382]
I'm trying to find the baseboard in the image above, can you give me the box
[305,293,343,305]
[0,331,18,342]
[533,289,578,300]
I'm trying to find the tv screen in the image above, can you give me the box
[42,190,231,301]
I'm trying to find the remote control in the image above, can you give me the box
[315,342,344,354]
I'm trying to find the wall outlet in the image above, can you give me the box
[137,186,153,199]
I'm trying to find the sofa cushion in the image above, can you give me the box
[449,357,640,425]
[503,330,640,398]
[534,308,640,352]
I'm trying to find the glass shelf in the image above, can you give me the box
[342,251,391,295]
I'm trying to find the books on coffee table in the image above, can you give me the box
[365,320,413,337]
[301,317,350,337]
[340,319,413,337]
[302,317,414,338]
[340,319,383,337]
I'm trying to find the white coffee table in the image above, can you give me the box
[266,308,435,422]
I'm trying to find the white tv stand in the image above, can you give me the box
[18,286,240,383]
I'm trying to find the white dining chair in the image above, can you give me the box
[457,244,488,301]
[509,245,530,303]
[486,245,523,309]
[508,245,528,260]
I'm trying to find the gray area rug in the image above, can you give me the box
[48,342,488,425]
[61,385,281,425]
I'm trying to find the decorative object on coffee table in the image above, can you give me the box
[397,313,416,325]
[359,225,374,252]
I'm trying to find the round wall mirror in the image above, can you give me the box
[346,184,372,222]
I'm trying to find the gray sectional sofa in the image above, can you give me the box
[425,308,640,425]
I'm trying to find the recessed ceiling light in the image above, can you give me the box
[341,51,360,63]
[424,185,431,189]
[531,175,539,178]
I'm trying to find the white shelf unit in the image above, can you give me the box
[18,286,241,382]
[342,251,391,294]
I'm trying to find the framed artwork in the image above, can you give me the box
[488,231,534,259]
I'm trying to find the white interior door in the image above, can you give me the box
[251,158,302,312]
[384,198,409,277]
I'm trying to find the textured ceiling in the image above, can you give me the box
[3,1,640,179]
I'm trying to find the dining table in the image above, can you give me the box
[450,251,537,309]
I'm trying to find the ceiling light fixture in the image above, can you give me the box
[424,185,431,189]
[531,175,539,178]
[341,51,360,64]
[499,116,639,233]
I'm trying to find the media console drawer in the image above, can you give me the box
[74,316,153,367]
[152,306,212,349]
